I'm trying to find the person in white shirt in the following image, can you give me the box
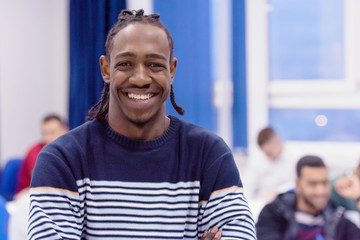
[244,127,302,221]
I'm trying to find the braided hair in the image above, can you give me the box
[88,9,184,120]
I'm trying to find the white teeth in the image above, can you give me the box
[128,93,153,100]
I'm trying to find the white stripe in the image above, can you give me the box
[86,207,198,217]
[29,222,80,240]
[85,199,198,209]
[83,222,197,231]
[222,221,256,236]
[29,199,83,213]
[30,206,80,217]
[28,211,82,232]
[29,228,57,240]
[84,193,199,205]
[80,186,199,195]
[86,214,193,223]
[77,179,200,189]
[200,190,246,208]
[85,228,184,237]
[200,206,252,228]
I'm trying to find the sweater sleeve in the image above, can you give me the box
[197,141,256,240]
[28,147,84,240]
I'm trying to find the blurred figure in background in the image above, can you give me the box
[7,114,67,240]
[332,160,360,214]
[244,127,301,220]
[15,114,68,195]
[256,155,360,240]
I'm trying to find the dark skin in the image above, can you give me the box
[100,23,174,140]
[100,22,221,239]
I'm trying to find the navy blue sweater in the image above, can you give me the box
[28,116,255,239]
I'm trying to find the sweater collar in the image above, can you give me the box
[101,115,179,150]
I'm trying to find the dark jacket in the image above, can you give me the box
[256,191,360,240]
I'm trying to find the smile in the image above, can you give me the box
[127,93,154,100]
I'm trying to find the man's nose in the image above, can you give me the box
[315,183,329,195]
[130,64,151,86]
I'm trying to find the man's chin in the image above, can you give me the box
[127,113,154,127]
[311,201,328,212]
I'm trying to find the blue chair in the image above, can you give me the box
[0,158,22,201]
[0,195,8,240]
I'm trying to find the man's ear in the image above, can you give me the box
[100,55,110,83]
[169,57,177,84]
[295,179,300,193]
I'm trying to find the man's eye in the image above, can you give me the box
[116,62,131,68]
[149,63,164,68]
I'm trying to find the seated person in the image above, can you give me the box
[7,114,68,240]
[248,127,300,200]
[244,127,301,220]
[15,114,68,194]
[256,155,360,240]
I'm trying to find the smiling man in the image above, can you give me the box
[27,10,255,240]
[256,155,360,240]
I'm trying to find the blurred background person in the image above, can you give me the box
[6,114,67,240]
[331,160,360,211]
[256,155,360,240]
[14,114,68,196]
[243,127,302,221]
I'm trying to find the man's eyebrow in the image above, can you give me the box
[114,52,136,60]
[145,53,167,61]
[114,52,167,61]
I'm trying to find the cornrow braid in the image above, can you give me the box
[170,85,185,115]
[88,9,185,120]
[87,83,109,120]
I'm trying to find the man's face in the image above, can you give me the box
[42,119,67,145]
[296,166,330,214]
[101,23,177,126]
[260,136,283,161]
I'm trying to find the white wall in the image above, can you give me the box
[126,0,153,13]
[0,0,69,166]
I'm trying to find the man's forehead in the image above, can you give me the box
[110,23,170,60]
[300,166,328,179]
[113,23,168,46]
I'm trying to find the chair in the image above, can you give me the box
[0,195,8,240]
[0,158,22,201]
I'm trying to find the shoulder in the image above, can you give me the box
[38,119,104,162]
[261,191,297,216]
[171,116,229,151]
[336,209,360,237]
[48,119,102,147]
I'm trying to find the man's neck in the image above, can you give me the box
[107,115,170,140]
[296,199,320,216]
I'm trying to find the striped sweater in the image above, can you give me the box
[28,116,256,239]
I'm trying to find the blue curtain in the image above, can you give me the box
[69,0,126,129]
[232,0,248,150]
[154,0,216,133]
